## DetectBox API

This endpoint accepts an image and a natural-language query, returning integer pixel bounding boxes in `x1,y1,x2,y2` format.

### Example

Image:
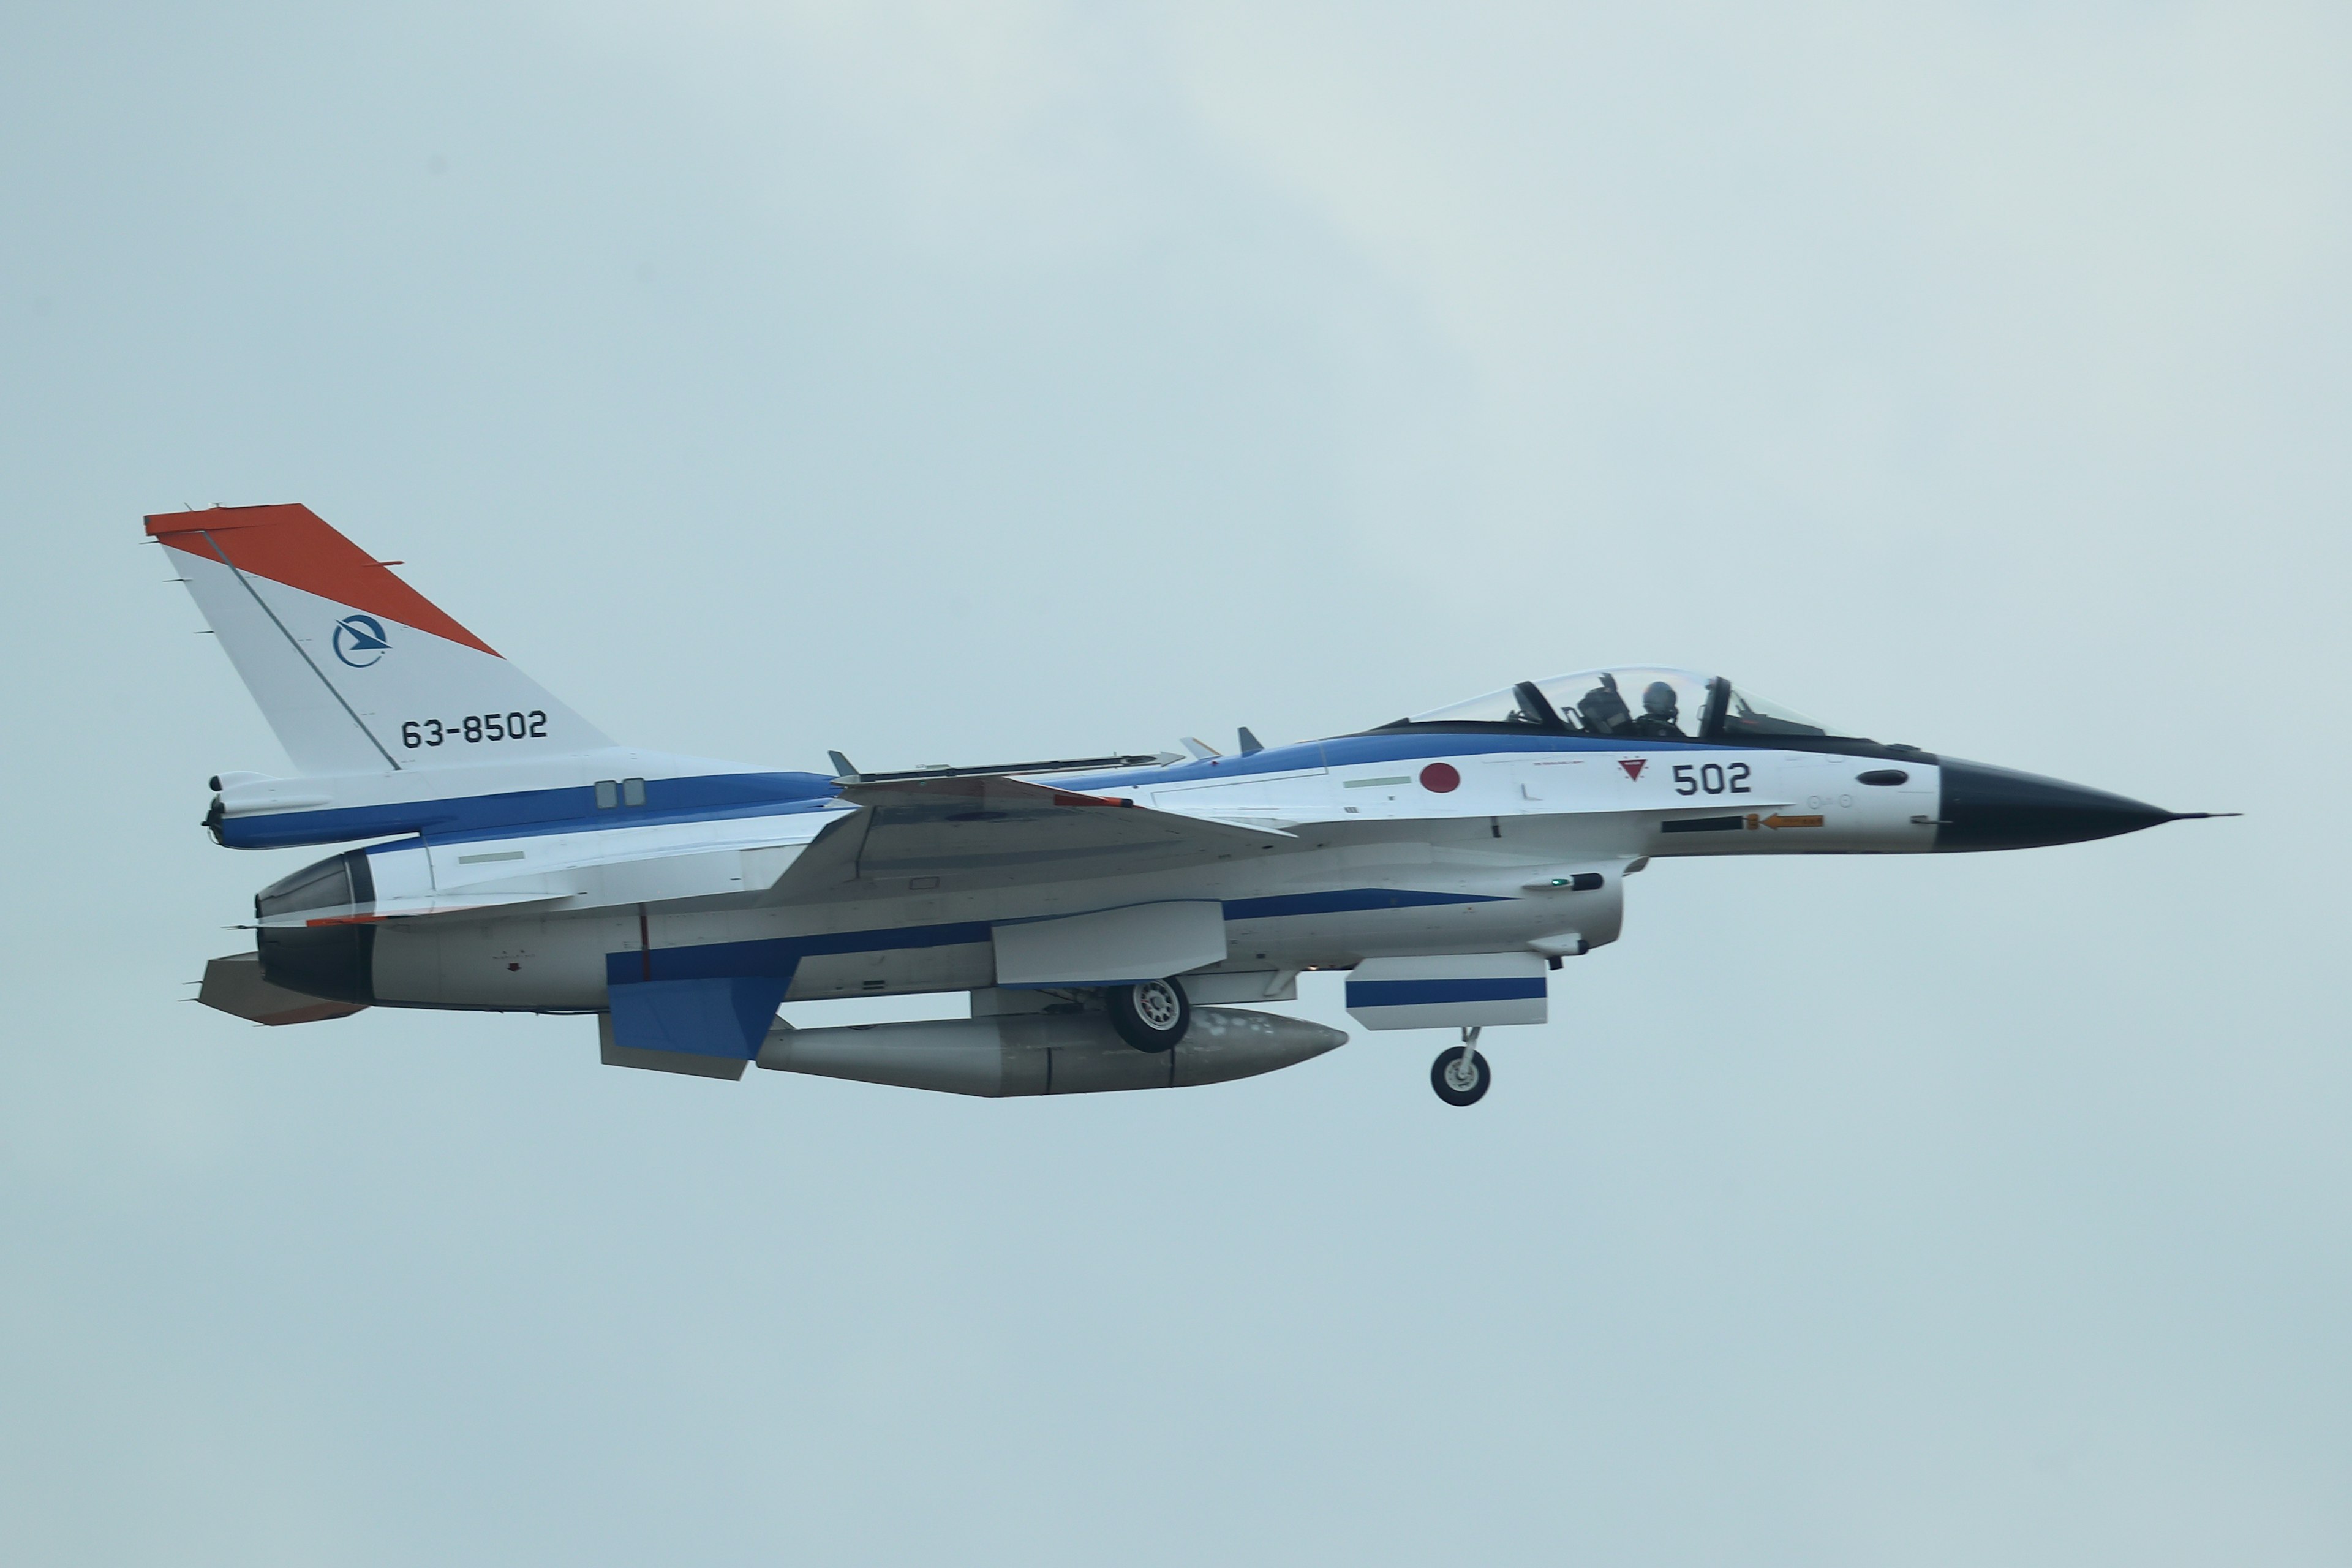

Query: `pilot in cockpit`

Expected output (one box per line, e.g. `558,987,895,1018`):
1575,672,1634,736
1632,679,1687,739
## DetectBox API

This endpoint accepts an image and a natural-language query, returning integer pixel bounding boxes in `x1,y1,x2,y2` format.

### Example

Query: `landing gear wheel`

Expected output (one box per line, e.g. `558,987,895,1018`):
1431,1047,1491,1106
1106,979,1191,1053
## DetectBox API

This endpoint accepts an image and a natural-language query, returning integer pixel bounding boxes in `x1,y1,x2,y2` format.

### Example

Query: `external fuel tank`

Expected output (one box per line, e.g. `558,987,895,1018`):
755,1006,1348,1097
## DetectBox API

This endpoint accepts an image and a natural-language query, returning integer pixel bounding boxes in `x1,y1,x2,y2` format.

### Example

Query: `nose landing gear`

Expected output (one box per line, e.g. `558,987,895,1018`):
1431,1027,1491,1106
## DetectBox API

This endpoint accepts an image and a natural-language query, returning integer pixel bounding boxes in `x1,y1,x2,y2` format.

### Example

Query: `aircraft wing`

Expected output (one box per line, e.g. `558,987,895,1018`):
763,775,1293,900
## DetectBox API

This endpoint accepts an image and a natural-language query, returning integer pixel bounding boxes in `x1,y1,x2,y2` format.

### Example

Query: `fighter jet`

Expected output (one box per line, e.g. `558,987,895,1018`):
156,503,2229,1105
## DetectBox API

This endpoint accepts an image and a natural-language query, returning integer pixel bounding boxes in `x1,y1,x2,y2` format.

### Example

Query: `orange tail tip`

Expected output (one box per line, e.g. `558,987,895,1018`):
151,502,609,777
146,503,497,658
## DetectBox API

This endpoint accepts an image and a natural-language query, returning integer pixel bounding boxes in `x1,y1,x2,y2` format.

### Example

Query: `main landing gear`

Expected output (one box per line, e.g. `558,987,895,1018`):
1106,978,1193,1052
1431,1027,1491,1107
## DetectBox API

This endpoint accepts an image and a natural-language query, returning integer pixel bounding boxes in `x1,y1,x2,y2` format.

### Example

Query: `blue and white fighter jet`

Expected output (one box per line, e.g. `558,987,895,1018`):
159,503,2228,1105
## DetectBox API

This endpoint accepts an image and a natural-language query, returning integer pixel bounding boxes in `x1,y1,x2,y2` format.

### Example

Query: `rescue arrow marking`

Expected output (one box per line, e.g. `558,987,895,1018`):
1747,812,1826,830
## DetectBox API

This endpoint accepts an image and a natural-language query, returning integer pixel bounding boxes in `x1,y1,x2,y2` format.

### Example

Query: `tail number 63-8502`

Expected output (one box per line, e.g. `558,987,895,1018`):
1673,762,1751,796
399,710,549,748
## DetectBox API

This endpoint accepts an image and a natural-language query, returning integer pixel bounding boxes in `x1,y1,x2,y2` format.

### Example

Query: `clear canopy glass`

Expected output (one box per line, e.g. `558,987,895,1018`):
1717,684,1833,739
1404,684,1558,728
1403,667,1860,742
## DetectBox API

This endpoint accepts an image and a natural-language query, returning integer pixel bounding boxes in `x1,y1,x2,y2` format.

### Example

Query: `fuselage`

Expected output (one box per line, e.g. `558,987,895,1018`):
246,718,2163,1016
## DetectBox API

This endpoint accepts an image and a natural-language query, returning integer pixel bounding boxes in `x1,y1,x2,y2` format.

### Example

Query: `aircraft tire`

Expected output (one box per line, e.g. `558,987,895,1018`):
1106,979,1191,1053
1431,1047,1491,1106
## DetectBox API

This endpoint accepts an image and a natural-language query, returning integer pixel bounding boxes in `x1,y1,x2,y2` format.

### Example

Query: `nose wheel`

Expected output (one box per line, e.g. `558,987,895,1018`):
1431,1027,1491,1106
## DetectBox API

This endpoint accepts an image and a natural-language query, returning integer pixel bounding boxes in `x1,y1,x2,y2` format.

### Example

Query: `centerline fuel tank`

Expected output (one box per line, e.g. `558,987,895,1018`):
754,1006,1347,1097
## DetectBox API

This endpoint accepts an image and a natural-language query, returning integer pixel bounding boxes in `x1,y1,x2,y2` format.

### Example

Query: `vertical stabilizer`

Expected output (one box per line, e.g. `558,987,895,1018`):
149,504,610,775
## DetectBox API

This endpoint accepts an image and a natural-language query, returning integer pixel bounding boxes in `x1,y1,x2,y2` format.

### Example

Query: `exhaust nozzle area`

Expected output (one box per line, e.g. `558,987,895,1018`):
756,1006,1348,1097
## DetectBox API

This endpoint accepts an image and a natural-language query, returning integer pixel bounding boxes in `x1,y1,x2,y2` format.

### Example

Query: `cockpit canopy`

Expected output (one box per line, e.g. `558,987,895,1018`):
1401,666,1858,744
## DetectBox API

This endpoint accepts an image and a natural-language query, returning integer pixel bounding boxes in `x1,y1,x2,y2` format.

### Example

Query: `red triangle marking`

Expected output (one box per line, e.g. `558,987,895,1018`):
1619,758,1647,780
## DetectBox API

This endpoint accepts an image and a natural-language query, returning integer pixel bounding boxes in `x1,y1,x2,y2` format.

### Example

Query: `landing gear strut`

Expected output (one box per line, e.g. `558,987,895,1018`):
1431,1027,1490,1106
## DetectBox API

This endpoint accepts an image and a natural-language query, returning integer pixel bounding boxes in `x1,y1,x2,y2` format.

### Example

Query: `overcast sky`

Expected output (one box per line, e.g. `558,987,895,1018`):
4,4,2349,1564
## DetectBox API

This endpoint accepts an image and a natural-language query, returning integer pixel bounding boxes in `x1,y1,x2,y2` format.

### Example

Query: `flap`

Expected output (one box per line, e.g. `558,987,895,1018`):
993,900,1227,987
766,774,1291,900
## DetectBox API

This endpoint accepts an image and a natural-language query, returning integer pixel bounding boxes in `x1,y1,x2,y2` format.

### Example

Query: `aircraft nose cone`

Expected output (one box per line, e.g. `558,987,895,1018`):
1936,758,2175,851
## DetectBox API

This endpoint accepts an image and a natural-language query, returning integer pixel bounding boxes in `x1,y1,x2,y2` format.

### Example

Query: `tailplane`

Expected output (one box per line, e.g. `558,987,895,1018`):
149,504,610,775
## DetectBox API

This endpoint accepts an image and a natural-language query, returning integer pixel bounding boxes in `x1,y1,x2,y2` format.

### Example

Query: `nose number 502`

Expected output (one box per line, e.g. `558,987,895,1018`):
1673,762,1751,796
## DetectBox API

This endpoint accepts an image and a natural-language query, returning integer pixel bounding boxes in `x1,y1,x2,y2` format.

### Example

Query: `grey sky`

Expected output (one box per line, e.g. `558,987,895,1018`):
4,4,2348,1563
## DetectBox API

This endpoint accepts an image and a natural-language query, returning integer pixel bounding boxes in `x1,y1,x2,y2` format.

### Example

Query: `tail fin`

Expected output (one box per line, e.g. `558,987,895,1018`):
149,504,611,775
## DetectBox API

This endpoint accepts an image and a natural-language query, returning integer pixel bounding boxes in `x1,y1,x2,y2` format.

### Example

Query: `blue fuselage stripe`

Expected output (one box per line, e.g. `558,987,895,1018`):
1222,888,1509,920
223,729,1737,850
217,771,841,850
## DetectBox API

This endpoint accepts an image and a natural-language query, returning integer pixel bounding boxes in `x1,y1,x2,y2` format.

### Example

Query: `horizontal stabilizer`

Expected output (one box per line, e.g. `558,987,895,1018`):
198,951,369,1025
254,889,580,928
